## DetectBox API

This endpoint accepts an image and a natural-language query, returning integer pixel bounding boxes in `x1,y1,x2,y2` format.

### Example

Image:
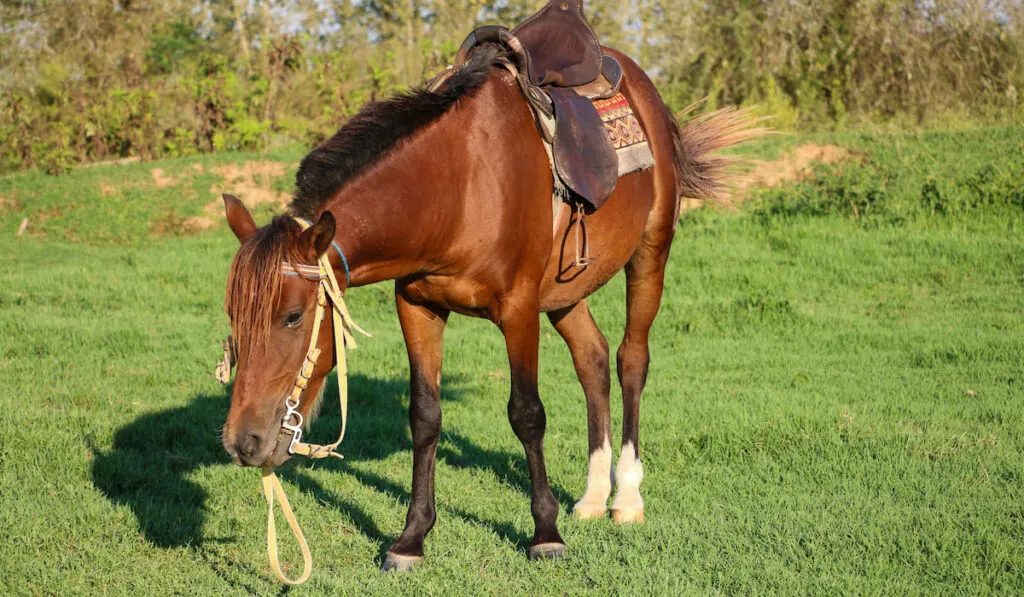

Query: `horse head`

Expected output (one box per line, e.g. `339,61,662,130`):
220,194,338,467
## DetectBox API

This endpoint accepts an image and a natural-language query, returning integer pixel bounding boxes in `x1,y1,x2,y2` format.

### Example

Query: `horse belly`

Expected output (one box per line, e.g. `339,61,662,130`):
538,172,654,311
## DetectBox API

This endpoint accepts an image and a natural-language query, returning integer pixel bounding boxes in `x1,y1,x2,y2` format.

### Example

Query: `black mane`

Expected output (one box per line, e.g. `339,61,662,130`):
290,45,506,219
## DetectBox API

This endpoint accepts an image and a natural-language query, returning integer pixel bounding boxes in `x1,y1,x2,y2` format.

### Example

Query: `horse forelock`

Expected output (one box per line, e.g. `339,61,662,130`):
225,216,295,363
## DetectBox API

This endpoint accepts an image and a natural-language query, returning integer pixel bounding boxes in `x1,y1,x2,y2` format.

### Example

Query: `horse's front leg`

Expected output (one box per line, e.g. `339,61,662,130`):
501,299,566,560
548,300,613,520
382,292,449,572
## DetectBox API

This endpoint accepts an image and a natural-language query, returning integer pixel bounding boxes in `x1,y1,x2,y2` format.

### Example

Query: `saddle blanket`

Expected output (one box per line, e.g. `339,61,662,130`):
593,93,655,177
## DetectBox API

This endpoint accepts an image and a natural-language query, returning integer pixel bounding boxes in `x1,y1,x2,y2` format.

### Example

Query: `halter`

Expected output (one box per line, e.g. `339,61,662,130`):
217,217,369,586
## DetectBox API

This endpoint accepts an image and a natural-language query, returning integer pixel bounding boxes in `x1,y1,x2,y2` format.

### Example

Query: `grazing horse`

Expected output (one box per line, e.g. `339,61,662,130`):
220,45,756,569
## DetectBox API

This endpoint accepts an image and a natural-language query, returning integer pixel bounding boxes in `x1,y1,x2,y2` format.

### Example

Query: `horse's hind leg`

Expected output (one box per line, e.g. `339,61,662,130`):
382,292,449,572
548,300,613,520
612,240,671,524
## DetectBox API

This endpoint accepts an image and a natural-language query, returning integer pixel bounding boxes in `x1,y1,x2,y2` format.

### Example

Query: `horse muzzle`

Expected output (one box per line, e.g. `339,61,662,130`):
224,424,292,468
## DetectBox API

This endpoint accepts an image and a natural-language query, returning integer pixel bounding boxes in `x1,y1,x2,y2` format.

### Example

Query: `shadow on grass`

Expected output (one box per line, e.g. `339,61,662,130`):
91,371,575,557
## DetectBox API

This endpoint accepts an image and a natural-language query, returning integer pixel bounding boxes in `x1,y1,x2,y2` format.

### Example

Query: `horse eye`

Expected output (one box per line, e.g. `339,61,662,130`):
284,311,303,328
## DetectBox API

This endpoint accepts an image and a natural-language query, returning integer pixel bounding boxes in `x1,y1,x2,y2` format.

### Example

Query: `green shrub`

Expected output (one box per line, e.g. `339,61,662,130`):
1,0,1021,173
753,163,894,223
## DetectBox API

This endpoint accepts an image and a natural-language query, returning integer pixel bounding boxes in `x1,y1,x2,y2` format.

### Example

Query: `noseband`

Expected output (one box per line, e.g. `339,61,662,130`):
217,216,369,585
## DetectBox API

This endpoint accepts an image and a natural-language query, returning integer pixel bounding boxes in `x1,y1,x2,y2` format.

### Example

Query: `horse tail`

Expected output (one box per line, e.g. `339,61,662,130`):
665,101,768,206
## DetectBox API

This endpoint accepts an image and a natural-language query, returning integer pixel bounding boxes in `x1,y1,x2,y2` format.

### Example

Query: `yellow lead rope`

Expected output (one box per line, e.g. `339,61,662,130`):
262,466,313,585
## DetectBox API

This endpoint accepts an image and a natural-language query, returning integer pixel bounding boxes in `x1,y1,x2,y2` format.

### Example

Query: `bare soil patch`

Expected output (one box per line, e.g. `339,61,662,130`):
189,161,292,231
0,192,28,215
207,161,289,209
182,216,219,232
151,168,176,188
740,143,862,192
680,144,862,212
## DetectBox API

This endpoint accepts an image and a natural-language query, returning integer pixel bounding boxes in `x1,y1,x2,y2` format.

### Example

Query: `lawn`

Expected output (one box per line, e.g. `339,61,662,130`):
1,125,1022,595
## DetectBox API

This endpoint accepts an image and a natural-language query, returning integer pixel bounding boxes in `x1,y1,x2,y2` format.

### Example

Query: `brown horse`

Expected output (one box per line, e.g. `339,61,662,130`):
220,45,757,570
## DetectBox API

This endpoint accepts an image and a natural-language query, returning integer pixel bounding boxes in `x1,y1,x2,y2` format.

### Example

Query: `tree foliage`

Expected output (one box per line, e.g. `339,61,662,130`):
1,0,1021,173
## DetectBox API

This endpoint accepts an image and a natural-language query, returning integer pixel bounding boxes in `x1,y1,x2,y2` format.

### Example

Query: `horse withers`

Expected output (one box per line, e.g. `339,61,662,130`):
219,44,760,570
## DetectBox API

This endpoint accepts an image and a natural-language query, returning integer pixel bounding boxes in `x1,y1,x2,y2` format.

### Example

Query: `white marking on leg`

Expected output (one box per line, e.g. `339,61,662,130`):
611,442,644,523
573,438,613,520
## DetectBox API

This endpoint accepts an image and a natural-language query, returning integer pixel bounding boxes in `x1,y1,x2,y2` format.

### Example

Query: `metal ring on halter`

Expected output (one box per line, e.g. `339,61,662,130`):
282,399,305,453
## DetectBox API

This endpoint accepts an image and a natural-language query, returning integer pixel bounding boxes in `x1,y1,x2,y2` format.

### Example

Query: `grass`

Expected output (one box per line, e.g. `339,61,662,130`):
1,125,1022,595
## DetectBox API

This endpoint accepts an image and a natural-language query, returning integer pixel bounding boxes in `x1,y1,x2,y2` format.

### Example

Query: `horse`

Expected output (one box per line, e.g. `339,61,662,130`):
219,44,758,570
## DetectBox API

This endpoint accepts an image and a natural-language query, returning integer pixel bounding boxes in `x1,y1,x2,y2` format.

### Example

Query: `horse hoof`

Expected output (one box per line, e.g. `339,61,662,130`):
572,504,607,521
611,508,645,525
528,542,567,561
381,553,422,573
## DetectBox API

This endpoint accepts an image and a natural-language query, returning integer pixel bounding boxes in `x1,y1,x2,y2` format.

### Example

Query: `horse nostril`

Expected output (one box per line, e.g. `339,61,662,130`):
240,433,262,460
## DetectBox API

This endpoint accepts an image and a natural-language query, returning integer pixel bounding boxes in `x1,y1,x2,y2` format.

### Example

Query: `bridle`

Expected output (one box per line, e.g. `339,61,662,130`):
274,227,367,460
217,216,369,585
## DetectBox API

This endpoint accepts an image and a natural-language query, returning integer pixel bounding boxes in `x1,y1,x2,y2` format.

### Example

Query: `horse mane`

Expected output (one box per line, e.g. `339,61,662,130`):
224,216,297,361
290,44,507,219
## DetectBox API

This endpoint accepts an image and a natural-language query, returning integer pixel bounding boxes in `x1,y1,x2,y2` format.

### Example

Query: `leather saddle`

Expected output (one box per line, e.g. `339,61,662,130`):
449,0,624,210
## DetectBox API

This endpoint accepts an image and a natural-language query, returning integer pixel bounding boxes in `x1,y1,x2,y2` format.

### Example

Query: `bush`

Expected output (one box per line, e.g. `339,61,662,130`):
753,163,895,223
1,0,1021,174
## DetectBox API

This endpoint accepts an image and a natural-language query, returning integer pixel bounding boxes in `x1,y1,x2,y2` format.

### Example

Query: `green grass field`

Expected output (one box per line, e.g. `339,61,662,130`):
1,126,1022,595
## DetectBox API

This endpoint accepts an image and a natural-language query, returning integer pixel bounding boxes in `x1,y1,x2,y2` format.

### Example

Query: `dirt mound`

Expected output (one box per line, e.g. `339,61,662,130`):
741,143,859,192
207,161,290,209
678,143,861,212
182,216,219,232
188,161,293,231
151,168,176,188
0,194,21,218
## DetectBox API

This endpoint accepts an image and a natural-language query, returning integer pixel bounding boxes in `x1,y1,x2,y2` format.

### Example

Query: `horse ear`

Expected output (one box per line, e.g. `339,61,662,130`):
298,212,336,261
224,194,257,243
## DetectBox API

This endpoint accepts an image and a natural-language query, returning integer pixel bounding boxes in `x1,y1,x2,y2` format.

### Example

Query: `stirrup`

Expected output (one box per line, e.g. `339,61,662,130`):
573,201,594,267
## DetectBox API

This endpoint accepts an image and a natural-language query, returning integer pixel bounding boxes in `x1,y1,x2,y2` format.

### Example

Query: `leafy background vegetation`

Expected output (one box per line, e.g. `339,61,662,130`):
1,0,1022,174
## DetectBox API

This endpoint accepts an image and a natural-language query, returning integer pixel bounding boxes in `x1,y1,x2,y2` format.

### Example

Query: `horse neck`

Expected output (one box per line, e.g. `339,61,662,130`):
320,106,474,288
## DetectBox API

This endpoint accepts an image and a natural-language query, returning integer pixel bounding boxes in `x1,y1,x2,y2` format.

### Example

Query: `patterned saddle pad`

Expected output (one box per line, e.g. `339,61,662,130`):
593,93,655,179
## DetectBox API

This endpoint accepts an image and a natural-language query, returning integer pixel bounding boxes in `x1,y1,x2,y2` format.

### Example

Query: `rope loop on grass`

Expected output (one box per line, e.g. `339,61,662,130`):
262,466,313,586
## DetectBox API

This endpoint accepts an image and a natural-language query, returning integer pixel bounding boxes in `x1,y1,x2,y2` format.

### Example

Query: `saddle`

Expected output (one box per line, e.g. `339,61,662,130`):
447,0,625,211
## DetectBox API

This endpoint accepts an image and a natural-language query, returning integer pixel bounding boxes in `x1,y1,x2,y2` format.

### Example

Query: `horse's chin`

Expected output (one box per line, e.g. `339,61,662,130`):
267,434,294,468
